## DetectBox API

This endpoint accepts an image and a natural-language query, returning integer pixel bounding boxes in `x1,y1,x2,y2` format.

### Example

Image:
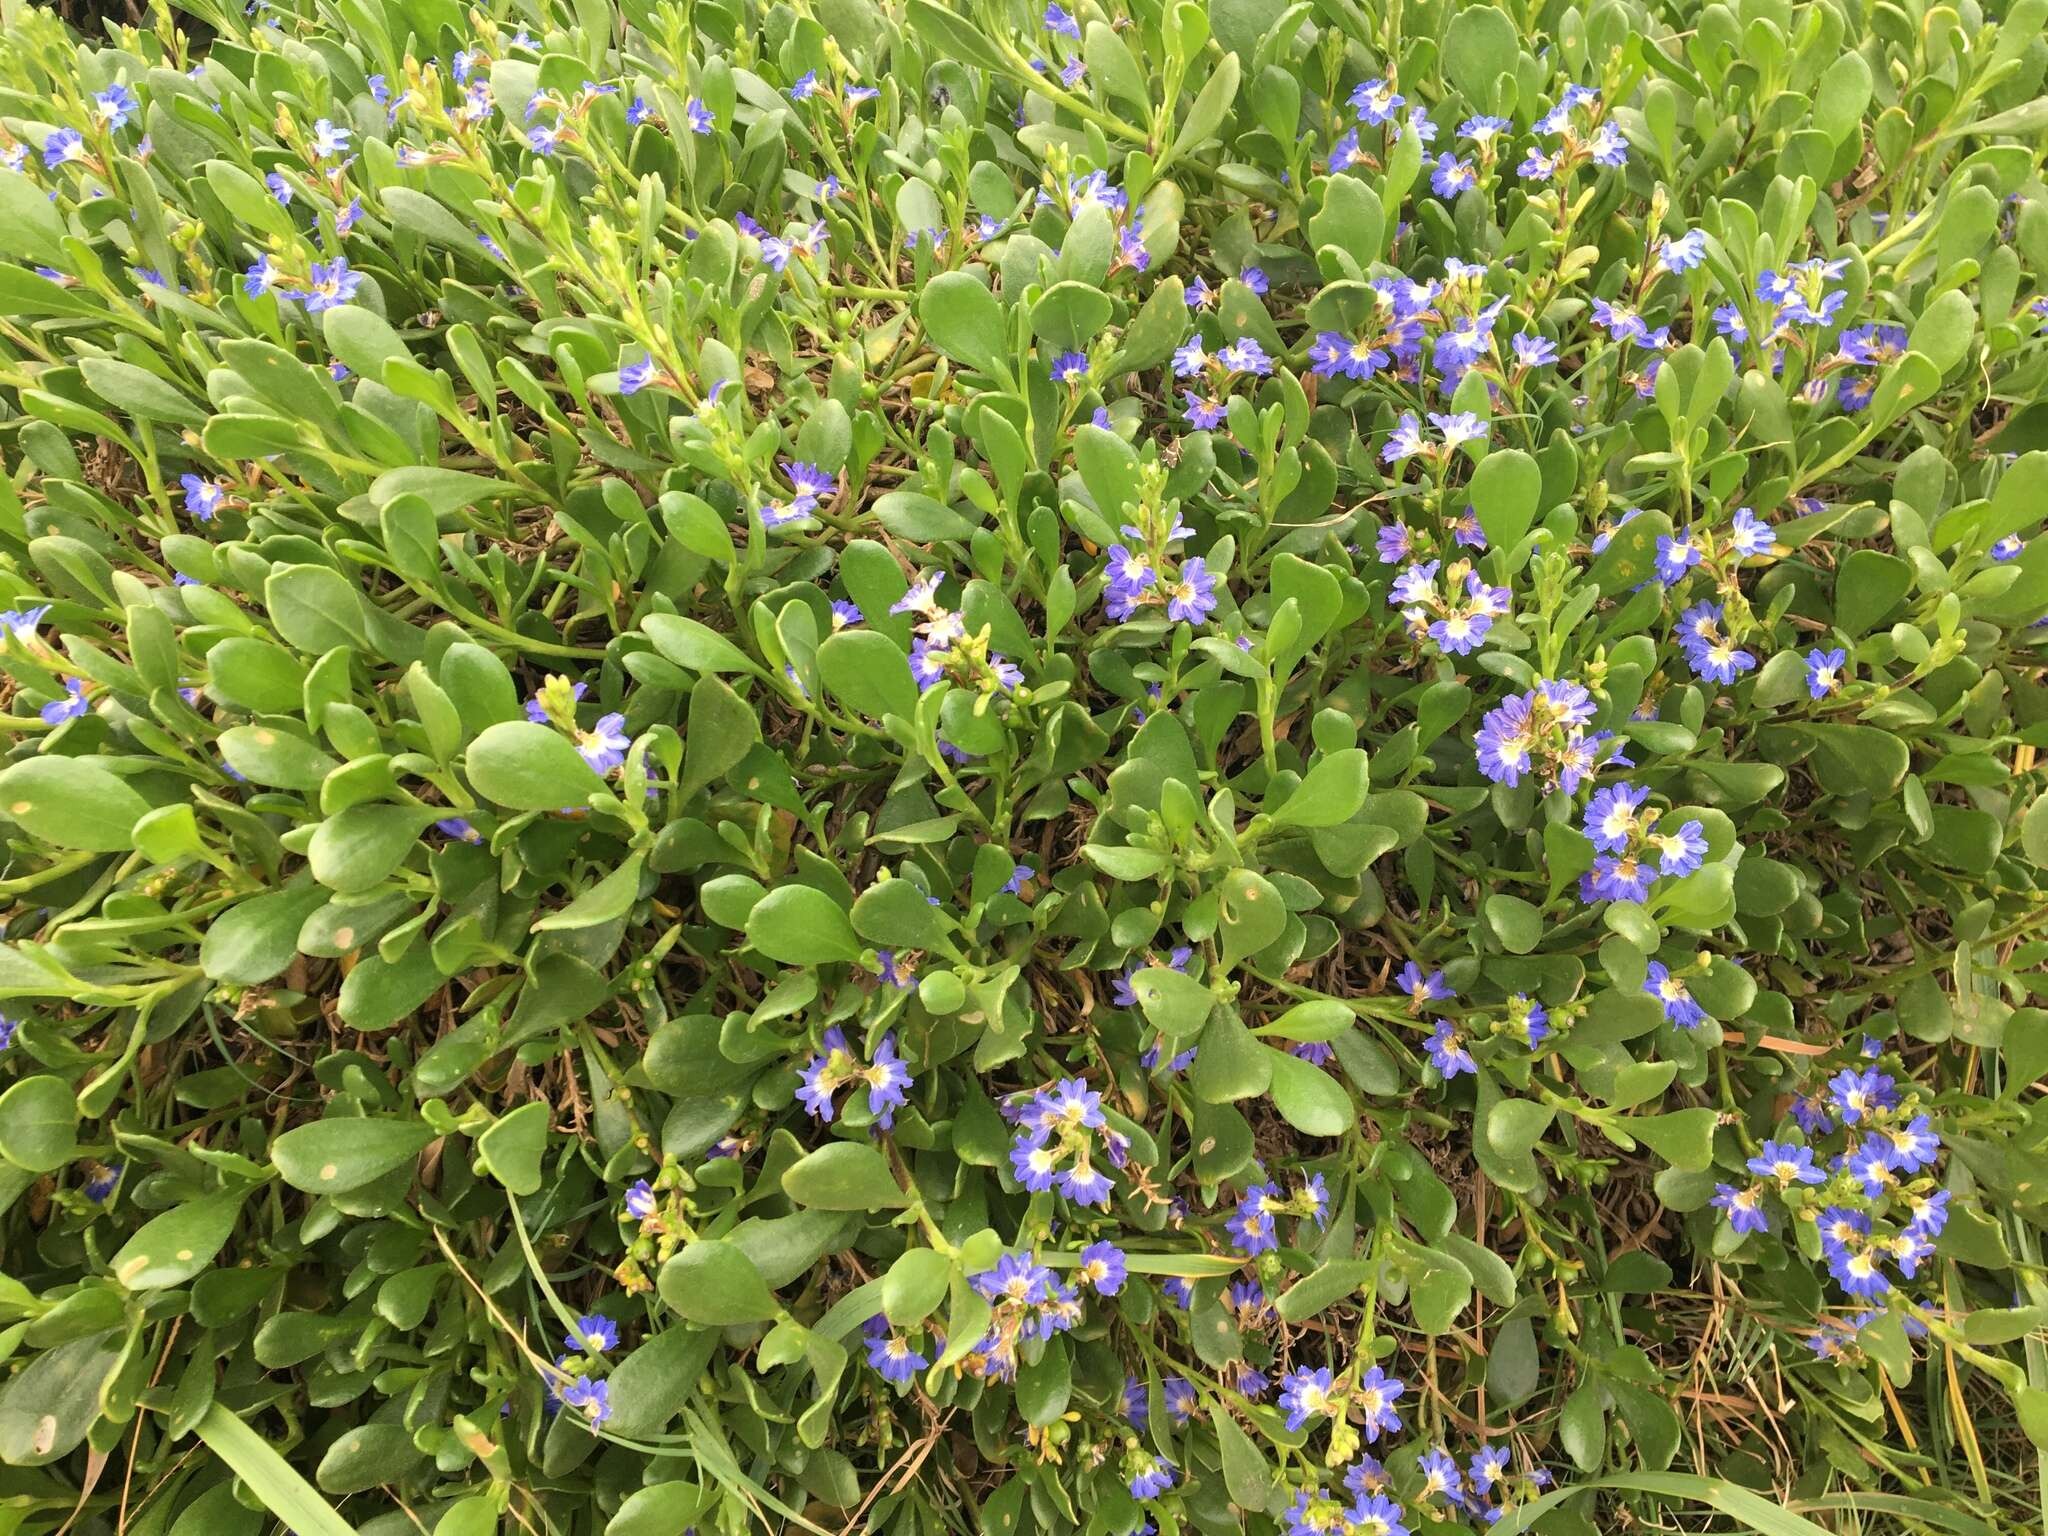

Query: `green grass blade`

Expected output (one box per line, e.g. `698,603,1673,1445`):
192,1402,358,1536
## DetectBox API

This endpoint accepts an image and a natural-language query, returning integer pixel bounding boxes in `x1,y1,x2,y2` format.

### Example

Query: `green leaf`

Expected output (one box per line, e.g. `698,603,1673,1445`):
264,564,368,652
1834,547,1913,633
200,882,330,985
0,170,68,266
534,852,646,933
818,630,918,719
217,724,340,791
308,804,436,894
746,885,860,964
1216,1409,1272,1507
79,357,210,428
919,271,1009,380
1014,1335,1071,1428
1129,964,1216,1038
658,1239,782,1324
1254,997,1354,1041
1031,280,1114,354
1486,1097,1556,1156
270,1117,435,1193
1191,1007,1272,1102
0,1075,80,1172
882,1248,953,1325
1172,52,1241,159
902,0,1009,71
1468,448,1541,550
852,878,944,948
477,1101,549,1194
1266,1046,1351,1134
316,1422,428,1493
643,614,761,676
782,1142,912,1209
1217,868,1286,971
0,1330,125,1466
1275,1259,1374,1322
0,756,149,852
1485,893,1543,954
111,1189,248,1290
1908,288,1975,376
1408,1251,1473,1333
1624,1108,1717,1170
1309,175,1384,261
466,721,608,810
1443,5,1518,111
1268,748,1369,827
678,674,759,800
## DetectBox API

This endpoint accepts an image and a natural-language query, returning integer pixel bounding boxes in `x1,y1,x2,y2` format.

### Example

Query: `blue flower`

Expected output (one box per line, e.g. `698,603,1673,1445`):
566,1314,619,1354
574,712,630,774
44,128,86,168
1278,1366,1336,1432
1583,782,1649,853
623,1179,656,1221
180,473,226,521
301,257,364,312
863,1317,928,1383
1846,1135,1895,1198
1165,557,1217,624
1349,78,1404,125
1648,818,1708,877
619,356,657,395
1828,1244,1890,1299
1655,229,1706,273
1728,506,1777,558
1050,350,1088,382
1748,1140,1824,1185
1425,1019,1475,1078
1430,152,1476,197
310,117,351,157
560,1375,610,1425
1128,1455,1175,1500
1077,1240,1126,1294
1238,264,1268,294
1469,1444,1512,1494
436,817,481,843
1883,1113,1940,1173
1824,1071,1889,1128
93,84,140,129
790,70,822,101
1643,962,1706,1028
1043,4,1081,39
40,677,88,726
1711,1182,1769,1233
1309,330,1387,380
0,1015,17,1051
1576,850,1647,903
1353,1364,1404,1441
1396,961,1453,1010
1418,1447,1464,1501
1218,337,1272,375
82,1163,122,1203
1512,331,1558,367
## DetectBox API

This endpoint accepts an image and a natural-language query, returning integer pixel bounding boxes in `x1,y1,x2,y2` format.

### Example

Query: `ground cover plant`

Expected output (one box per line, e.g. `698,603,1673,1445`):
1,0,2048,1532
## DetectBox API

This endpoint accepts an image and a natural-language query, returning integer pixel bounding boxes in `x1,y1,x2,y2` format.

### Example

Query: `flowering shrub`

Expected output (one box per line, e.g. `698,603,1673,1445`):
3,1,2048,1534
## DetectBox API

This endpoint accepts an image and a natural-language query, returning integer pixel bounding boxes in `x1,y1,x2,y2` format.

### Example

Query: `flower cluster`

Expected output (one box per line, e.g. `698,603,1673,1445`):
1005,1078,1129,1207
796,1027,914,1130
1577,783,1708,906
